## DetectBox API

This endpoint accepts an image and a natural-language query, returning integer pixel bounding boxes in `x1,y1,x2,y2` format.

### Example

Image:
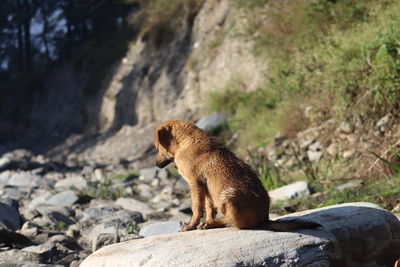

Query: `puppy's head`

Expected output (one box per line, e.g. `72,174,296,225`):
154,120,203,168
154,122,175,168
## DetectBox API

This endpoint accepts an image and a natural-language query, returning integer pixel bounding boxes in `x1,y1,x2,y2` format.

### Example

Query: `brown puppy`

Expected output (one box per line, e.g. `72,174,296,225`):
154,120,320,231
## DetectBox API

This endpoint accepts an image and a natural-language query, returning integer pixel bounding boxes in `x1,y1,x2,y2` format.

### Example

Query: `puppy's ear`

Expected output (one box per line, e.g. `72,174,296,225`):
154,126,172,149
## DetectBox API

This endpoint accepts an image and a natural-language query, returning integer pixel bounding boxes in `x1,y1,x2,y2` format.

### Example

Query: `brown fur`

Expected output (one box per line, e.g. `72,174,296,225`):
154,120,321,231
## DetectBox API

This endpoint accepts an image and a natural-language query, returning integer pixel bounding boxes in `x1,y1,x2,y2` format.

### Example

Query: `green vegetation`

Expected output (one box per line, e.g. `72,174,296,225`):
207,0,400,211
84,177,126,200
107,170,139,181
208,0,400,148
125,221,140,234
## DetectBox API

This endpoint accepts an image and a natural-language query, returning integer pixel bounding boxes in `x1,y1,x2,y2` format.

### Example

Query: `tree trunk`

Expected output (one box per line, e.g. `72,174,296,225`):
22,0,32,71
16,0,24,70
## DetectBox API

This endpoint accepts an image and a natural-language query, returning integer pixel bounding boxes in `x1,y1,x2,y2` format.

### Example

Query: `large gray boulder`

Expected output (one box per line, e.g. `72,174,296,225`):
80,202,400,266
0,198,21,231
196,112,226,132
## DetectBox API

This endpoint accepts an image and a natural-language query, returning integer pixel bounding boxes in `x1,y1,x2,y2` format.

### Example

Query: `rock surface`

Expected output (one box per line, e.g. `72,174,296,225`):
81,202,400,267
138,221,184,238
268,181,310,202
0,198,21,231
196,112,226,132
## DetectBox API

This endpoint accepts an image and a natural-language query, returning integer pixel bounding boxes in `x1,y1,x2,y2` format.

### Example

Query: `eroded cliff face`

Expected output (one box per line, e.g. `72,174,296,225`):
3,0,266,167
98,0,265,131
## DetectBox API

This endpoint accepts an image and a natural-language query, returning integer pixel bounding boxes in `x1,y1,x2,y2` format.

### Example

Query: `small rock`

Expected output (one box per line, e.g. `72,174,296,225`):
338,121,353,134
47,190,78,207
150,195,162,205
47,211,76,226
0,249,41,263
82,166,94,176
30,216,53,228
297,126,320,143
93,168,104,181
374,130,384,137
174,177,190,193
70,260,83,267
89,199,117,208
139,221,185,237
195,112,226,132
139,168,157,183
20,227,39,238
157,168,168,181
307,150,322,161
66,224,80,238
150,178,160,187
337,181,361,191
155,201,173,212
169,212,191,223
92,233,115,252
20,222,39,238
161,186,173,198
308,141,321,151
81,207,144,225
304,105,313,118
28,191,52,209
326,143,339,156
376,114,391,129
300,139,315,149
0,156,11,169
343,150,355,159
273,132,287,146
20,208,40,221
392,203,400,213
54,176,87,190
2,187,23,200
115,198,155,219
35,205,71,217
7,172,41,188
268,181,310,202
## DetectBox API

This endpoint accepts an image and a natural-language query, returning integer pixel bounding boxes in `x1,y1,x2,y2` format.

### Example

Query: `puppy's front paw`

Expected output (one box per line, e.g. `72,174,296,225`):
197,220,227,230
197,221,208,230
179,224,197,232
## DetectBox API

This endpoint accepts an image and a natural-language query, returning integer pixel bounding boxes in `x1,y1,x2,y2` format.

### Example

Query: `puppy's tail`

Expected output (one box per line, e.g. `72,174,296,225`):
263,218,322,232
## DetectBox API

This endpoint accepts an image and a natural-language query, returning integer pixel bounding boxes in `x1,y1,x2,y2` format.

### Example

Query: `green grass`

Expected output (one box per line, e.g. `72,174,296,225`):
207,0,400,149
107,170,139,181
84,176,126,200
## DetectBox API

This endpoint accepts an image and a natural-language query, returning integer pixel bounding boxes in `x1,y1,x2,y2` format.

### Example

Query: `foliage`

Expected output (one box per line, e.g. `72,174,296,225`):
84,178,126,200
125,221,139,234
371,150,400,176
247,151,283,190
261,0,400,118
206,77,281,148
208,0,400,149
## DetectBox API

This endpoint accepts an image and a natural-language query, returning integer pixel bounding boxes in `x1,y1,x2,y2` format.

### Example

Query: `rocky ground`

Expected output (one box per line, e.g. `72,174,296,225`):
0,148,194,266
